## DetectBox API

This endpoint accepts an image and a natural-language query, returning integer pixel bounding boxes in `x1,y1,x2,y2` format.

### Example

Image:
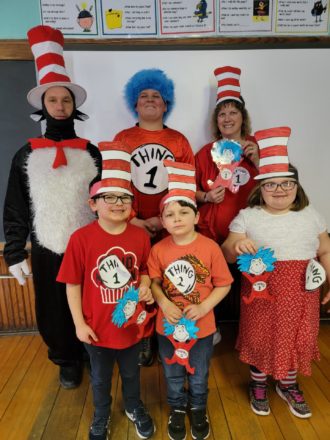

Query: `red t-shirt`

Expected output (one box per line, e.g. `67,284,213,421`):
195,136,258,243
147,233,233,338
114,125,195,220
57,221,150,349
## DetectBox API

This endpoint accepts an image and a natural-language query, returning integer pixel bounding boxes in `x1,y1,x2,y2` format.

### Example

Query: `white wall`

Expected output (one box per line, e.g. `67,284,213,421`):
65,49,330,227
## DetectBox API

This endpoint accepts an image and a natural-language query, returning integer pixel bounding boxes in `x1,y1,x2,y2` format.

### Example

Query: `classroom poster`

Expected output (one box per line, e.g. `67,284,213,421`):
100,0,157,36
40,0,99,36
219,0,273,33
275,0,329,33
159,0,216,35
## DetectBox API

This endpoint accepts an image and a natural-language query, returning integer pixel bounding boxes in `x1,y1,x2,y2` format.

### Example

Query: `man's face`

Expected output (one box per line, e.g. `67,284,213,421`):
44,86,74,120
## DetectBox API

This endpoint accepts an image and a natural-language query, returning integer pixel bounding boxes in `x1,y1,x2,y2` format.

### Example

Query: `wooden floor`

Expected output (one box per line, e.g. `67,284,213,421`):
0,323,329,440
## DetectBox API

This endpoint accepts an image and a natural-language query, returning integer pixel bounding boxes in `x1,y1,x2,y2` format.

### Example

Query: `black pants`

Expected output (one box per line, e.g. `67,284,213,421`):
31,246,84,365
214,262,241,322
85,342,142,418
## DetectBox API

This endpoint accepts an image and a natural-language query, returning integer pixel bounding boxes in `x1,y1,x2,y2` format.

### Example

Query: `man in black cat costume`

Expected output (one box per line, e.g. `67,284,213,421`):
3,25,101,388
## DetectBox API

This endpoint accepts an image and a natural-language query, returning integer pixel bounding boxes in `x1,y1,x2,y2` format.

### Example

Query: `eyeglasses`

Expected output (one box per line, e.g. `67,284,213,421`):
261,181,297,192
95,195,133,204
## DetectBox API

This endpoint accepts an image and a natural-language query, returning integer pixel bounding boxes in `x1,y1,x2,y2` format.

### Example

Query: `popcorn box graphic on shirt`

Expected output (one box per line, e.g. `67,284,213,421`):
91,246,140,304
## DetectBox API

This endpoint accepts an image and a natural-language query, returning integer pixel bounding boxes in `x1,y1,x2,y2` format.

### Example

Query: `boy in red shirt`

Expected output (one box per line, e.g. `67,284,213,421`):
148,161,233,440
57,142,155,440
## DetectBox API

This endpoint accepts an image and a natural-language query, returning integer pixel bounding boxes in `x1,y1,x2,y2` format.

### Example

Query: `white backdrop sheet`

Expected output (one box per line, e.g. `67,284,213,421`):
62,49,330,227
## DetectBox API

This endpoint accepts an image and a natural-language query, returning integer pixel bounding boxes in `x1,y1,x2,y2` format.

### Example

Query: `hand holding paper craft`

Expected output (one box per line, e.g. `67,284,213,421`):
112,286,157,338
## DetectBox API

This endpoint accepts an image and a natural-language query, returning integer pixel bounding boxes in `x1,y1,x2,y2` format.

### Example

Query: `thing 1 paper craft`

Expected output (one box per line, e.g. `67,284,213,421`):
237,247,277,304
112,286,156,337
163,317,199,374
208,139,250,193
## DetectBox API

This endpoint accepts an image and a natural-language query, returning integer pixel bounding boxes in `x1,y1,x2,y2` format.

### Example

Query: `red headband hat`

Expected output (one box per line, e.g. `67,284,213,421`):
90,141,133,197
214,66,242,105
254,127,294,180
159,160,197,212
27,25,87,109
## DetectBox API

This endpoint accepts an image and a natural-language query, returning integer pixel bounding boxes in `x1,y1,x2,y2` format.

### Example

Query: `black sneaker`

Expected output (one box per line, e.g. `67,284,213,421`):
168,407,186,440
89,415,110,440
59,363,83,389
125,403,155,439
190,408,210,440
138,337,154,367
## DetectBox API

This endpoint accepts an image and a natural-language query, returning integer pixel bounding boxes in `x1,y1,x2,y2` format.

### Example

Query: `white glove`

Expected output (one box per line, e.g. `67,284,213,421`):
9,260,31,286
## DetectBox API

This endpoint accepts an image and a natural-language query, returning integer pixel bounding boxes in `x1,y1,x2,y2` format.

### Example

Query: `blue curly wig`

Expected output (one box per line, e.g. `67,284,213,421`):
163,317,199,339
237,247,276,273
124,68,175,120
112,286,139,328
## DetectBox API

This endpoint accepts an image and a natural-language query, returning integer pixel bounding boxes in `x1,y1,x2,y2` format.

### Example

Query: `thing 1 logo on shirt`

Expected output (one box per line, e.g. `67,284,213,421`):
130,143,174,194
91,247,139,303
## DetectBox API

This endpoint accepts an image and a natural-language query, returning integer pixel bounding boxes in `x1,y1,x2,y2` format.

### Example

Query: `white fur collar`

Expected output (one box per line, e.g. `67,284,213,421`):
27,148,98,254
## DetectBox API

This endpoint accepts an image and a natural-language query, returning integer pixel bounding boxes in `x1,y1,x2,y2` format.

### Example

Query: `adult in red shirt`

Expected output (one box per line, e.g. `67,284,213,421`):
115,69,195,365
195,66,259,324
114,69,195,243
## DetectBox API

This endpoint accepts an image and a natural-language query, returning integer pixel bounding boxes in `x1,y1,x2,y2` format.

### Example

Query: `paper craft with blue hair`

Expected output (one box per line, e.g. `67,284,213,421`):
208,139,249,193
112,286,157,339
163,317,200,374
112,286,139,328
237,247,277,304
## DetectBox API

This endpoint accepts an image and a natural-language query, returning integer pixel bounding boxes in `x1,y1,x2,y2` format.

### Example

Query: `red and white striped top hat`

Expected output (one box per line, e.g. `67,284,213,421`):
160,160,197,212
254,127,294,180
90,141,133,197
27,25,87,109
214,66,242,105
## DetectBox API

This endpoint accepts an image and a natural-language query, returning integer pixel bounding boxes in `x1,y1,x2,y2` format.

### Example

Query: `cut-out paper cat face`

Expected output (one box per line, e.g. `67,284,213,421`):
123,299,137,320
173,324,190,342
249,258,267,275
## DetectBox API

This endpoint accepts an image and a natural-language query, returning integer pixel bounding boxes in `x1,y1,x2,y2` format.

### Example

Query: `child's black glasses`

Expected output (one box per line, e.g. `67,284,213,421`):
261,181,297,192
95,195,133,204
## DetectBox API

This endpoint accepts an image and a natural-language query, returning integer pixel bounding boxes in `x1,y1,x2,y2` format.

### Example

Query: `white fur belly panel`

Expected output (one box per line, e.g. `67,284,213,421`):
27,148,98,254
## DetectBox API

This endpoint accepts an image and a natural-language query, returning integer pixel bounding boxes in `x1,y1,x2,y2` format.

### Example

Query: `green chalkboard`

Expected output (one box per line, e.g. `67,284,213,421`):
1,61,41,241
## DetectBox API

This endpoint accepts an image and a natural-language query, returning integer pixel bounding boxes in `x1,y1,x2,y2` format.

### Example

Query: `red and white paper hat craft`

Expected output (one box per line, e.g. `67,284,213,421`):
160,160,197,212
254,127,294,180
90,141,133,197
214,66,242,105
27,25,87,109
